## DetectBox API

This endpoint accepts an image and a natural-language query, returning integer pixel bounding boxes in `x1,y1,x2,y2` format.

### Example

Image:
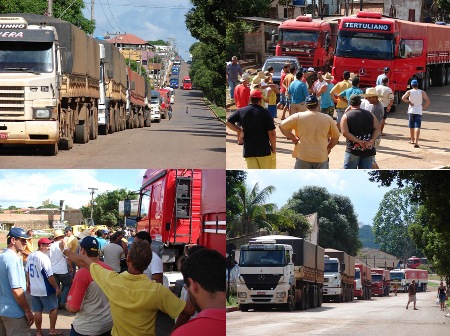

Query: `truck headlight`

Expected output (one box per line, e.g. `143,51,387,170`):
33,108,52,119
238,292,247,298
276,292,286,298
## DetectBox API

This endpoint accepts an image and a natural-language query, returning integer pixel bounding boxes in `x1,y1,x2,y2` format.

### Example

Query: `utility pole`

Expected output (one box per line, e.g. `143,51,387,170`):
48,0,53,17
88,187,98,224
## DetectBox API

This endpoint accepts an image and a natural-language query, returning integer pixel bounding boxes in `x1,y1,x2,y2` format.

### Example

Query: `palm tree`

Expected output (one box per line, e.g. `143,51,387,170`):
229,182,276,237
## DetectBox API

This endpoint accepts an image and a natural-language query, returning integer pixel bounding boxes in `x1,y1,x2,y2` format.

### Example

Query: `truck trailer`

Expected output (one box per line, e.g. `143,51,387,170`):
125,67,148,129
355,261,372,300
333,11,450,105
237,235,324,312
0,14,101,155
323,248,355,302
371,268,390,297
275,16,338,72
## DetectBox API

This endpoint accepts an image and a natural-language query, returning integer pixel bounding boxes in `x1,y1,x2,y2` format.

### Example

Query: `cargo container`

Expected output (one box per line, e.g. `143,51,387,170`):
323,248,355,302
355,261,372,300
126,67,148,129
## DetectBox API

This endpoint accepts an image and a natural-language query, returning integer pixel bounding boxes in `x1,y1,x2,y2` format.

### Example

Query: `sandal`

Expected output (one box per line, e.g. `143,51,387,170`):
49,331,63,336
414,144,420,148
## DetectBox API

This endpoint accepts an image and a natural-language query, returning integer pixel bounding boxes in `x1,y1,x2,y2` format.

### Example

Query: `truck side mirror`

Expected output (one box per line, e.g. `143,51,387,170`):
271,30,278,45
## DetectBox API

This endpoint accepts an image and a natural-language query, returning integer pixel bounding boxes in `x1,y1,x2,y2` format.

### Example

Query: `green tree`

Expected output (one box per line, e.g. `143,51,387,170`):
147,40,168,46
284,186,361,255
226,170,247,226
372,187,421,258
0,0,94,34
358,225,380,249
126,59,148,80
274,207,311,238
7,205,18,210
228,182,276,237
37,204,59,209
80,189,137,228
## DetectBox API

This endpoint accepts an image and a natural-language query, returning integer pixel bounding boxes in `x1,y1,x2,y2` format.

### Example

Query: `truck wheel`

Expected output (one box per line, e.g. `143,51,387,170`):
75,124,88,144
89,112,96,140
99,125,108,135
42,142,58,156
59,137,73,150
109,110,116,134
445,66,450,86
318,290,323,307
435,65,445,86
240,304,249,312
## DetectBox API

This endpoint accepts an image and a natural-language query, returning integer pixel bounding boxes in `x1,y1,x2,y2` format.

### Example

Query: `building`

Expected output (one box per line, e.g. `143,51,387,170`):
357,247,401,270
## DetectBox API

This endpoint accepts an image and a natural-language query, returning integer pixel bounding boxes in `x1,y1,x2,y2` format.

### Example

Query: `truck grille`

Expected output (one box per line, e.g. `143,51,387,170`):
240,274,282,290
0,86,25,116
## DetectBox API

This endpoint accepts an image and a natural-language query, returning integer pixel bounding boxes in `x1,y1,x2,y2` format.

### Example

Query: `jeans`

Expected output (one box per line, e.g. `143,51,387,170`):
343,152,374,169
295,159,329,169
228,80,238,100
54,272,72,306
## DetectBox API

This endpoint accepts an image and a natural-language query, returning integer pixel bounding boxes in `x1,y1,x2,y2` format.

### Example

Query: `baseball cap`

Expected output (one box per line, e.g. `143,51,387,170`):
411,79,419,86
64,226,73,232
77,229,93,240
80,236,99,252
384,66,390,72
38,237,54,245
307,67,315,72
250,90,263,99
7,228,31,239
305,95,319,106
349,94,362,105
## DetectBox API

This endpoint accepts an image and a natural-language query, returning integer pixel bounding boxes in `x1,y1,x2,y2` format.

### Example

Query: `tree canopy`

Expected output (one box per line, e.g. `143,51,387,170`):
284,186,361,256
0,0,95,34
226,170,247,225
80,189,137,228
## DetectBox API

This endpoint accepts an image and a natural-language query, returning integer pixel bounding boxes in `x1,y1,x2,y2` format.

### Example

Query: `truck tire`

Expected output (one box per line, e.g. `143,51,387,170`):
42,142,58,156
59,137,73,150
99,125,108,135
435,65,445,86
424,69,430,91
109,110,116,134
75,124,88,144
318,290,323,307
445,66,450,85
240,304,249,312
89,111,97,140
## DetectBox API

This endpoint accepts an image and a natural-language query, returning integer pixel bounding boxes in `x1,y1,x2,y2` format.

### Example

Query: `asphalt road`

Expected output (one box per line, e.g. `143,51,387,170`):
227,288,450,335
0,63,225,168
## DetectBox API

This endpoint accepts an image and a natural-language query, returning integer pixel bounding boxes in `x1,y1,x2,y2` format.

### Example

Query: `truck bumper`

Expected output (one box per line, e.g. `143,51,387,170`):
237,284,289,305
0,120,58,144
323,287,342,296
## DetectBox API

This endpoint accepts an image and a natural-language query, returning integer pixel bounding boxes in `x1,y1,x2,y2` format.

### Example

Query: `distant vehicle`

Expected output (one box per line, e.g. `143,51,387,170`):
407,256,422,269
186,60,192,64
169,76,179,89
173,60,181,66
33,230,51,236
150,90,161,123
262,56,302,85
182,76,192,90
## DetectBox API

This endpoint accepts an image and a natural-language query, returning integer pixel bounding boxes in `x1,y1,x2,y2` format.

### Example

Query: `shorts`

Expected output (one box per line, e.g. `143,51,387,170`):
408,114,422,128
408,294,416,303
31,293,58,312
245,153,276,169
335,108,345,125
0,316,30,336
383,107,388,119
439,294,446,303
321,106,335,118
343,152,375,169
279,92,287,105
267,105,277,118
295,158,329,169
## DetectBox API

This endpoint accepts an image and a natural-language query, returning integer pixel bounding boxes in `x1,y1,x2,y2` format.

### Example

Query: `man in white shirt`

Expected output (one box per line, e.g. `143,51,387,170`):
134,231,163,284
375,76,394,135
48,230,72,309
26,238,61,336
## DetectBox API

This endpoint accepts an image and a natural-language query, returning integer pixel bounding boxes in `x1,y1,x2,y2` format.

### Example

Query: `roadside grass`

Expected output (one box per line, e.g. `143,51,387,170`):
227,294,238,307
205,99,226,121
428,281,438,287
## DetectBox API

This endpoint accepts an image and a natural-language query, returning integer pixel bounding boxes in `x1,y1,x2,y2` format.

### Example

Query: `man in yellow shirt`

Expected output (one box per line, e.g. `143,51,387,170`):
21,229,34,265
64,227,78,253
61,239,195,336
330,71,352,132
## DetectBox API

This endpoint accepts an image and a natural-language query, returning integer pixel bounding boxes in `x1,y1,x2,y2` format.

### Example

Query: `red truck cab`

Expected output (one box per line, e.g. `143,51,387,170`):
157,88,170,119
182,76,192,90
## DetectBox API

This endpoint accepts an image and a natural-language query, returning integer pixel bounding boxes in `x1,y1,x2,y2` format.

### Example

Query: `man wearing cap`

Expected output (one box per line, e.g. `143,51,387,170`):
61,239,195,336
21,230,35,266
279,95,340,169
233,72,251,109
48,229,73,309
26,238,62,336
66,236,114,336
226,56,243,101
375,76,394,135
288,70,309,114
0,228,34,335
401,79,430,148
376,67,390,86
227,90,277,169
64,227,78,253
330,71,353,132
341,95,381,169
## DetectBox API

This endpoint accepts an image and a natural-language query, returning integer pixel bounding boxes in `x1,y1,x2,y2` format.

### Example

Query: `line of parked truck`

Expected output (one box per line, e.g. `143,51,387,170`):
269,10,450,108
236,235,428,312
0,14,172,155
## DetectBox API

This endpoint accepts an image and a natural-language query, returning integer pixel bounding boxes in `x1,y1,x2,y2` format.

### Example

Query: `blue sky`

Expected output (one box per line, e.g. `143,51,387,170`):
0,170,145,209
82,0,196,60
244,170,394,226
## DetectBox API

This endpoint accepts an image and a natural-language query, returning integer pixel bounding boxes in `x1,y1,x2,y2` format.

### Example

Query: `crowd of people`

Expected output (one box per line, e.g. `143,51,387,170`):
0,227,225,336
227,57,431,169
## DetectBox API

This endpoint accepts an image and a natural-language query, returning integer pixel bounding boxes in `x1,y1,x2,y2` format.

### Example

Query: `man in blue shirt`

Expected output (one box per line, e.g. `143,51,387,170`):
0,228,34,335
376,67,390,86
339,76,363,106
288,71,309,114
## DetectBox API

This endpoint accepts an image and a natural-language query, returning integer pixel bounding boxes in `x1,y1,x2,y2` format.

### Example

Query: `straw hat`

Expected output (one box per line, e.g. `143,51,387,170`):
360,87,383,98
239,72,250,82
324,72,334,81
52,229,64,238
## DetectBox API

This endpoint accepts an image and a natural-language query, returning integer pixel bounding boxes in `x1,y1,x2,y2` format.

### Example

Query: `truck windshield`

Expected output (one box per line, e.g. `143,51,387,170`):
280,30,320,46
355,269,360,280
324,261,339,272
390,272,405,280
335,31,394,60
151,97,159,104
240,250,285,266
372,274,383,281
138,190,150,218
0,42,53,73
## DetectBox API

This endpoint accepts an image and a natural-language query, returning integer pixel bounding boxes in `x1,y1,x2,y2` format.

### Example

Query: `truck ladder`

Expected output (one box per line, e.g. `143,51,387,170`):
173,169,194,243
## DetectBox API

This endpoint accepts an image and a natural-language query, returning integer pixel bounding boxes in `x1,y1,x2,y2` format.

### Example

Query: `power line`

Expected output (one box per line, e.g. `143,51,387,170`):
105,0,123,33
98,0,118,32
83,2,190,9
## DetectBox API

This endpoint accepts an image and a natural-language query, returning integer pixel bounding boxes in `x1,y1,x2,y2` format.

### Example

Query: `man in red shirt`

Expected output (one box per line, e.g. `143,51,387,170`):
233,72,250,109
171,248,225,336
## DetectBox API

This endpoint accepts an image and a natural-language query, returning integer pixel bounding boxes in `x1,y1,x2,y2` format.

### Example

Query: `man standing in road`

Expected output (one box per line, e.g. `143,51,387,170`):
277,63,291,111
26,237,62,336
226,56,243,102
401,79,430,148
330,70,352,132
406,279,418,310
171,248,226,336
0,228,34,336
279,95,340,169
375,76,394,135
339,76,363,107
288,70,309,114
233,72,251,109
281,67,297,119
66,236,114,336
341,95,380,169
226,90,276,169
